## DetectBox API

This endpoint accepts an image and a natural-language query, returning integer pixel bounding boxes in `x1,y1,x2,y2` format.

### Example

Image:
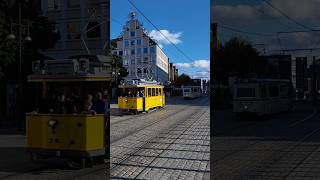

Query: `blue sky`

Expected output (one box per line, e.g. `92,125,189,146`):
111,0,210,79
212,0,320,58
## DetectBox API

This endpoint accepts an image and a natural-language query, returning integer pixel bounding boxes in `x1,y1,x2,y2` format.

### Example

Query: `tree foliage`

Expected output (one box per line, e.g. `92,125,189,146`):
111,54,129,82
213,37,267,85
175,73,193,85
0,0,60,79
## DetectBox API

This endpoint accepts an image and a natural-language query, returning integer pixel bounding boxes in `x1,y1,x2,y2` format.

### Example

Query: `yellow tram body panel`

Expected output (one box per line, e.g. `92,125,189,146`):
118,97,143,111
118,84,165,112
145,96,165,111
26,114,105,151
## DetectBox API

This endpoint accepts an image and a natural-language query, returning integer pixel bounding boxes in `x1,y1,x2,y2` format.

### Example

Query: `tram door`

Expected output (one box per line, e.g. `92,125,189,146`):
143,87,146,111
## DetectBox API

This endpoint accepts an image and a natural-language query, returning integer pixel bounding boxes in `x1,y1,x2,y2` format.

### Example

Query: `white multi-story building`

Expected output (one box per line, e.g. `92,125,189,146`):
112,12,169,84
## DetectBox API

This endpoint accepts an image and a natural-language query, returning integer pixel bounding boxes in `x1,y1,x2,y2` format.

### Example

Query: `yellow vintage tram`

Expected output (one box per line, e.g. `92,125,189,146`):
26,56,111,168
118,79,165,113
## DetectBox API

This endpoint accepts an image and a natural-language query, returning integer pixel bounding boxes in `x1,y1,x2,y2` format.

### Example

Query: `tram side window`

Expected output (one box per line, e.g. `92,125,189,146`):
148,88,152,97
269,85,279,97
152,88,155,96
260,85,267,98
236,87,255,98
280,85,288,97
156,88,159,96
159,88,162,95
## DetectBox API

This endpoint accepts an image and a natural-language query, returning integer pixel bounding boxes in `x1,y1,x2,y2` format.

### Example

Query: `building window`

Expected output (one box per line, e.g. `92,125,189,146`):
131,40,135,46
124,40,129,48
143,48,148,54
137,39,142,45
143,57,148,63
150,47,156,54
151,56,156,63
124,50,129,56
123,59,128,65
131,49,135,55
119,51,123,56
136,58,141,64
47,0,60,10
112,51,117,55
66,22,80,39
131,59,135,64
67,0,80,8
137,68,141,74
137,48,141,55
130,31,135,37
87,21,100,38
144,68,148,73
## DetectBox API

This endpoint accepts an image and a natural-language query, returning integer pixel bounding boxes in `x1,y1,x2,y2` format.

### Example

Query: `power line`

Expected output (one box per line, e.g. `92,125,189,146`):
127,0,194,63
219,24,275,37
244,0,293,30
261,0,314,31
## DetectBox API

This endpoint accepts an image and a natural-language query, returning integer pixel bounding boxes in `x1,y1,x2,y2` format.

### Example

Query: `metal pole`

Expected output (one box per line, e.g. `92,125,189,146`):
19,2,22,90
313,56,317,102
18,2,23,129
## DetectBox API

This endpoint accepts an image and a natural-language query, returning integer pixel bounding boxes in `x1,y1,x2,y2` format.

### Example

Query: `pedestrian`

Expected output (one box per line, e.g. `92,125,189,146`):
92,92,107,114
81,94,96,114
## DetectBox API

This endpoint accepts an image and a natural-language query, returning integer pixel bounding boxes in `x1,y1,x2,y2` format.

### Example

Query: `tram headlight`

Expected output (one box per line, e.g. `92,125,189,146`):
48,119,58,127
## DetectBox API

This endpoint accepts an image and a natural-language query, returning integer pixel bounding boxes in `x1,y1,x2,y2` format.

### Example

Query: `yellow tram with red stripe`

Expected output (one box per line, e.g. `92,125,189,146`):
118,80,165,113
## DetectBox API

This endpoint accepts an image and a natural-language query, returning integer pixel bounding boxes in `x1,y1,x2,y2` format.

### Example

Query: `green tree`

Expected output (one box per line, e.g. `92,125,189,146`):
111,54,128,84
213,37,266,85
0,0,60,80
176,73,193,85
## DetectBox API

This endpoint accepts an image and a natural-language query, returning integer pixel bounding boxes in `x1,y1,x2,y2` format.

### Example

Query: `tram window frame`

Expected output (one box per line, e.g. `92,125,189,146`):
260,85,267,98
148,88,152,97
152,88,155,96
236,87,256,98
155,88,158,96
280,85,288,97
269,85,280,98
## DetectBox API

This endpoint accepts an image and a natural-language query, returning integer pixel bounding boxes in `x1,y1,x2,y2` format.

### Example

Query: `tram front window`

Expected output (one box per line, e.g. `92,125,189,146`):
236,87,256,98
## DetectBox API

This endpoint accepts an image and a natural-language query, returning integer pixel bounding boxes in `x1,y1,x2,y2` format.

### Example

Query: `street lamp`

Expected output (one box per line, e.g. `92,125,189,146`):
112,71,121,84
6,0,32,130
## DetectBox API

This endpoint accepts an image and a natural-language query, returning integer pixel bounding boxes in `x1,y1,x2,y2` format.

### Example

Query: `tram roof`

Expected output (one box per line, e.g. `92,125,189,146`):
118,84,164,88
27,74,112,82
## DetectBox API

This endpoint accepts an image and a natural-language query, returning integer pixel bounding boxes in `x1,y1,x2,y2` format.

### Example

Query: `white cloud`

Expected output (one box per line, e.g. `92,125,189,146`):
175,63,191,69
148,29,182,47
192,60,210,69
193,71,210,79
175,60,210,71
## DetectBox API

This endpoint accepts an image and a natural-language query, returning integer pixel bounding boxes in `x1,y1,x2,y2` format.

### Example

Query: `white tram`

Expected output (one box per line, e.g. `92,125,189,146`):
233,79,294,117
183,86,202,99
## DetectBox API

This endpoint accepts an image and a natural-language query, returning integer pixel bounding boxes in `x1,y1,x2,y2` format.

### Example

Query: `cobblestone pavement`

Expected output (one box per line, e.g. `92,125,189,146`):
110,96,210,179
212,101,320,180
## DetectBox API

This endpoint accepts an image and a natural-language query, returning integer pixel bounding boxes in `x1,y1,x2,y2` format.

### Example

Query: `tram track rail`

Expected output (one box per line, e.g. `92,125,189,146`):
110,106,209,177
1,97,208,179
110,97,209,144
212,101,320,164
109,99,209,171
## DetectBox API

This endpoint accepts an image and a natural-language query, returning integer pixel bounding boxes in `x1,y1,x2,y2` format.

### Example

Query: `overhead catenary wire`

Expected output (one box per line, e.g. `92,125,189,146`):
261,0,314,31
244,0,293,30
218,24,275,37
126,0,195,64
